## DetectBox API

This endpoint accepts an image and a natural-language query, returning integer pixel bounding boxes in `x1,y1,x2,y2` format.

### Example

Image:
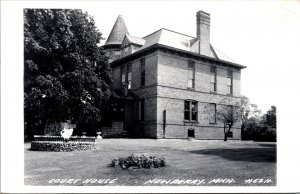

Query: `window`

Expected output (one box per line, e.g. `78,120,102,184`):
210,66,216,92
127,64,132,89
227,69,233,94
121,64,132,89
187,61,195,88
209,103,216,124
184,100,198,121
140,58,145,86
188,129,195,138
138,99,145,121
124,46,130,55
114,50,121,56
121,66,126,85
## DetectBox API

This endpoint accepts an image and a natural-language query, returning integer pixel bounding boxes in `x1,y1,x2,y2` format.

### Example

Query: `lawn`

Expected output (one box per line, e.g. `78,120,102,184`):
24,139,276,186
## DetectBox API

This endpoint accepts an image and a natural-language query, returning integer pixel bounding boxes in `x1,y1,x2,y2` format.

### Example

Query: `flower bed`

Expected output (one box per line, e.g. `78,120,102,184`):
31,141,99,152
34,135,95,142
110,154,166,169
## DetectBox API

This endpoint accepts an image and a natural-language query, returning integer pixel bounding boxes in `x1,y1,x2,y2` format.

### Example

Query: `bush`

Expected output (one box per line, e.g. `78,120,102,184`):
254,127,276,142
31,141,99,152
242,124,276,142
109,154,166,169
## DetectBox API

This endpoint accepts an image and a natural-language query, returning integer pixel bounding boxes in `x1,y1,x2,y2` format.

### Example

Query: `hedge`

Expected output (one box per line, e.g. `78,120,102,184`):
31,141,99,152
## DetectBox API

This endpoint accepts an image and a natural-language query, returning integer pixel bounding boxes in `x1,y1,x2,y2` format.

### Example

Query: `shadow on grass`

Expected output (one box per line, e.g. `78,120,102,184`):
259,143,276,147
190,147,276,163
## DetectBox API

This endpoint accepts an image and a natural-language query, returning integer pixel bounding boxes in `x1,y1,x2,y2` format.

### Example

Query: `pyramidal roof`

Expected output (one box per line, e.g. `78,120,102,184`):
105,15,129,45
137,28,218,59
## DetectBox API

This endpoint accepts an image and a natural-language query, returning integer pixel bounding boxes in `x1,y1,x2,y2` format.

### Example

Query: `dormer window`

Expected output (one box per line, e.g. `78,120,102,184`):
114,50,121,56
122,46,131,56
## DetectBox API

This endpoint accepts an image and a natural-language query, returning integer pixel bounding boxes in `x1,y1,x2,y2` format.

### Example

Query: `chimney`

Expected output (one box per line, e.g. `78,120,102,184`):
196,11,210,56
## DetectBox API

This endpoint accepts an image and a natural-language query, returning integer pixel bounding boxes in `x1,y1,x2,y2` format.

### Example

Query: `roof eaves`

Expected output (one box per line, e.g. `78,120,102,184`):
101,44,121,49
110,43,246,69
156,43,246,69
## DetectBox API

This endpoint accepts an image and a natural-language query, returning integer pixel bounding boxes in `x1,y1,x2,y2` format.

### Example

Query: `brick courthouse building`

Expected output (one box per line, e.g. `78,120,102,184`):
102,11,246,139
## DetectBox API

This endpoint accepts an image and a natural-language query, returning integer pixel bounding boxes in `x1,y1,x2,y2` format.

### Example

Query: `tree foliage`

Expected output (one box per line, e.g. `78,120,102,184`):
241,99,276,141
24,9,112,139
266,106,276,129
241,95,262,129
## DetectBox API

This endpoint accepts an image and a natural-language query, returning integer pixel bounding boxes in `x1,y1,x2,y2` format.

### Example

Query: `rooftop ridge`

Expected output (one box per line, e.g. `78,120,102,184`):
142,28,163,39
143,28,196,39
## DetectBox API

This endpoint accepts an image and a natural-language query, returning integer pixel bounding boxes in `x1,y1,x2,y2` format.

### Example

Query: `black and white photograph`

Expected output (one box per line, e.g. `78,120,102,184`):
1,0,300,193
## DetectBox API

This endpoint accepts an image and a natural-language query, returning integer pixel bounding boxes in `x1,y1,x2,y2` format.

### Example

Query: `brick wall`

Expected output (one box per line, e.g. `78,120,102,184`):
156,123,241,140
113,52,158,138
156,51,242,139
112,52,158,91
156,96,241,139
111,49,242,140
157,51,241,96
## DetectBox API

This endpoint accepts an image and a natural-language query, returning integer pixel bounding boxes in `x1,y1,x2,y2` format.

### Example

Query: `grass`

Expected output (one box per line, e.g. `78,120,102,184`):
24,139,276,186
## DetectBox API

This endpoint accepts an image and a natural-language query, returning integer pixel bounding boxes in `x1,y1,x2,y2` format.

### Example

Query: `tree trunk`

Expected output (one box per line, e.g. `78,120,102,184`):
224,132,228,141
224,125,227,141
241,124,245,140
225,125,233,141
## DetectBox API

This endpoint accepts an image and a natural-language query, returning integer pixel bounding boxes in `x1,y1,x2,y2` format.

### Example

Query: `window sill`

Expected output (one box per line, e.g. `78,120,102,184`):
210,91,217,94
187,87,195,91
209,122,217,125
183,120,198,123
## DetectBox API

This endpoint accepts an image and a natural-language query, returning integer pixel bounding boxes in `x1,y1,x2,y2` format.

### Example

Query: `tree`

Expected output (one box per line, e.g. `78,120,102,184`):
206,98,241,141
266,106,276,128
241,95,262,131
24,9,112,139
217,103,241,141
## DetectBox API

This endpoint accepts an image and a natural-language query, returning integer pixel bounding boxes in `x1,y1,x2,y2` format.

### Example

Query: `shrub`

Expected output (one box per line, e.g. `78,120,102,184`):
31,141,99,152
109,154,166,169
242,124,276,142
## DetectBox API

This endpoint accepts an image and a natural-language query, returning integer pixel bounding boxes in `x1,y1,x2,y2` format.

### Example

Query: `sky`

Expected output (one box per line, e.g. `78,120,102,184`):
1,1,300,192
82,0,300,113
